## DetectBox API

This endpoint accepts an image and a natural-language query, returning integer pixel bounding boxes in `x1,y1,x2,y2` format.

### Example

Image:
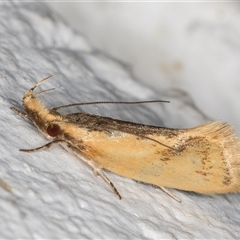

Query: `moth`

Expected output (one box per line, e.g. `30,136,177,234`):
11,76,240,202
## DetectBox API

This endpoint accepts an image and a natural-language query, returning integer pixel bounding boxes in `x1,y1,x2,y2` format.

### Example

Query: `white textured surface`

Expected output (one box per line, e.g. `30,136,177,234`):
48,2,240,136
0,2,240,239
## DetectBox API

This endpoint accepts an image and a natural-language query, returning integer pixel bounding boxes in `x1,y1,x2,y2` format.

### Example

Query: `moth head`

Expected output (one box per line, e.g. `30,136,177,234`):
21,76,63,138
22,75,53,105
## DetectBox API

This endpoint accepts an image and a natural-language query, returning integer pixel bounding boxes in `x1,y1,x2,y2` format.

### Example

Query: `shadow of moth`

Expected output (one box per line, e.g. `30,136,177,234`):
11,76,240,202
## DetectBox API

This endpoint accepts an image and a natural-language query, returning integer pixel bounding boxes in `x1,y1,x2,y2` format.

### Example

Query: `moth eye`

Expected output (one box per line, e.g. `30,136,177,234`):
47,124,60,137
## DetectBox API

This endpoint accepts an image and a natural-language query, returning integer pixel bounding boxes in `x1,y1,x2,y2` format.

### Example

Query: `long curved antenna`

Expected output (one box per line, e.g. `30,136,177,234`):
52,100,170,111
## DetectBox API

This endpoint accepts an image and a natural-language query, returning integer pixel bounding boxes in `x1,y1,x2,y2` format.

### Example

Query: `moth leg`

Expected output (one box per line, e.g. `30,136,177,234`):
20,140,65,152
160,186,181,202
64,144,122,199
93,167,122,200
11,107,28,118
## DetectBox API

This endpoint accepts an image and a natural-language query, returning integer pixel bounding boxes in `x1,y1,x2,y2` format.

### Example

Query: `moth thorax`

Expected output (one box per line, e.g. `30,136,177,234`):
47,123,60,137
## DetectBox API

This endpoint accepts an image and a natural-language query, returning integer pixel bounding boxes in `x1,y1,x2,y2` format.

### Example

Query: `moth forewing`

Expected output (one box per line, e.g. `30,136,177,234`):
60,118,240,194
11,76,240,202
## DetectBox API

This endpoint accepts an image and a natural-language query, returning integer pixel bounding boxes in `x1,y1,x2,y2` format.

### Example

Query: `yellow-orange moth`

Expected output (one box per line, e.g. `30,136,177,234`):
11,76,240,202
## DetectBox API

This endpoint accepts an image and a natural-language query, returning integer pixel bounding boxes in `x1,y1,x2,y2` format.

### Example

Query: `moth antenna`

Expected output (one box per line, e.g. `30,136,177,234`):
29,75,53,92
52,100,170,111
35,88,55,97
